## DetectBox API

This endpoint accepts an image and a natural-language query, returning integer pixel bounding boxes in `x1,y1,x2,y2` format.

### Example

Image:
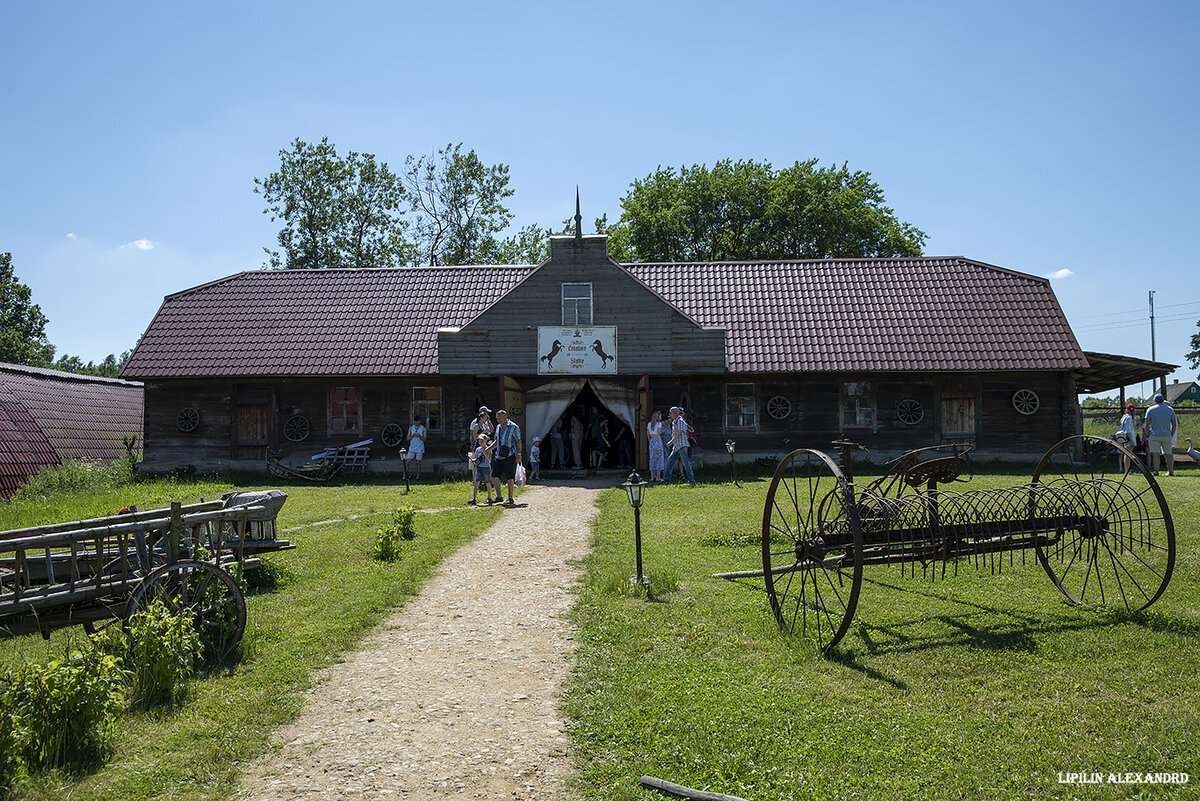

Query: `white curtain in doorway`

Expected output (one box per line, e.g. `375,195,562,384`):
522,379,637,444
590,380,636,432
524,379,586,445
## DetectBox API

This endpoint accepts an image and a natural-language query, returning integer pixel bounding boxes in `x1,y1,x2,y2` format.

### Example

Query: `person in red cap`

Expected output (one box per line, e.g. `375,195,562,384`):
1115,402,1139,472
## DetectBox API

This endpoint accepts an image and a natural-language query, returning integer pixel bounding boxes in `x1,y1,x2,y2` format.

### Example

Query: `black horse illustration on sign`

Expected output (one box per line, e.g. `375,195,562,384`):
540,340,564,368
592,340,614,367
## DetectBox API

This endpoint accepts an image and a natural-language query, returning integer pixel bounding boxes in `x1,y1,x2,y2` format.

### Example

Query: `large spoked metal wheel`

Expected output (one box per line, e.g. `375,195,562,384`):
1031,435,1174,612
762,448,864,652
125,560,247,655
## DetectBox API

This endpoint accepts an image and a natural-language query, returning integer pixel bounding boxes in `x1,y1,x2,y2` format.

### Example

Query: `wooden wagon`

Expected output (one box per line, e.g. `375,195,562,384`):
0,490,291,650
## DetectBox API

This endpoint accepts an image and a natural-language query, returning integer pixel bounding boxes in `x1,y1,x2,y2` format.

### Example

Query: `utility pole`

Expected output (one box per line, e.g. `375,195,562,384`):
1149,290,1165,396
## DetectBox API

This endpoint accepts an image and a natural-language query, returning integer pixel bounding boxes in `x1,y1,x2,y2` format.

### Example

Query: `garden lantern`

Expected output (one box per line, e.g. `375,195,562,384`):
622,470,649,585
725,439,738,486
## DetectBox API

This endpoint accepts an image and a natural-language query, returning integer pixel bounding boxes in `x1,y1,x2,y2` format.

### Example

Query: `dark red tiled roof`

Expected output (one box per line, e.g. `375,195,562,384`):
0,364,143,496
123,267,536,378
626,257,1087,373
121,257,1087,378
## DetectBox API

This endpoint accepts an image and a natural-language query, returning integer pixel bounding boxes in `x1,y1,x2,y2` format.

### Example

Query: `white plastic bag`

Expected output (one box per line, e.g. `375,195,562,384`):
515,463,526,487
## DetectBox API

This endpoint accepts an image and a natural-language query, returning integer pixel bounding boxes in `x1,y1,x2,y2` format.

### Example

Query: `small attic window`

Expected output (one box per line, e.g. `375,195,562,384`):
562,283,593,326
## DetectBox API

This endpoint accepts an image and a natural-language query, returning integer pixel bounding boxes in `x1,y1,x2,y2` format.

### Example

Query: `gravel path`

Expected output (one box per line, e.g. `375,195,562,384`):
237,482,602,801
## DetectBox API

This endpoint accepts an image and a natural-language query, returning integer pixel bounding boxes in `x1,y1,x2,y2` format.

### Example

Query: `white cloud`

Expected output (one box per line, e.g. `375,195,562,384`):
66,232,76,240
1044,268,1074,280
121,238,155,251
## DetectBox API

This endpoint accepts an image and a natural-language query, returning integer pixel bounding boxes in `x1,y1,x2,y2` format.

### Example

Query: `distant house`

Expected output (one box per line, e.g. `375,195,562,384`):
1164,379,1199,404
121,230,1178,474
0,363,143,496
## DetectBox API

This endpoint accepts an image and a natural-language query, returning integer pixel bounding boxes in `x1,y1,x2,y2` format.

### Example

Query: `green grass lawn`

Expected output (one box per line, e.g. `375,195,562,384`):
566,464,1200,800
0,475,501,800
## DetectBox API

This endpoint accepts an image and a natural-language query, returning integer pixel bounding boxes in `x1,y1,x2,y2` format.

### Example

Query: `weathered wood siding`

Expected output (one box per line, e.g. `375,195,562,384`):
439,236,726,375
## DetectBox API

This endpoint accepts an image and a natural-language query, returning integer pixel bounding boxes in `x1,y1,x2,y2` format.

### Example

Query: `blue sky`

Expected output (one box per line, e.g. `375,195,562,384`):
2,1,1197,395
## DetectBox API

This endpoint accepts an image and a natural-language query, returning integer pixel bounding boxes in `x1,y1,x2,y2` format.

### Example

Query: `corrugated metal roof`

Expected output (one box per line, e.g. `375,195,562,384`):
0,364,144,496
121,257,1087,378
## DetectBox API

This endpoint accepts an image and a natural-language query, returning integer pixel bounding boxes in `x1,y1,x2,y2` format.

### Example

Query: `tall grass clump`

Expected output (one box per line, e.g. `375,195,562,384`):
2,645,127,771
9,457,137,501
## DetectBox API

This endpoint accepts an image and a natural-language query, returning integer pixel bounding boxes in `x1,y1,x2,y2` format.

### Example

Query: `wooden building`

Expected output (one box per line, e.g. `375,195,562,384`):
122,231,1142,474
0,363,143,495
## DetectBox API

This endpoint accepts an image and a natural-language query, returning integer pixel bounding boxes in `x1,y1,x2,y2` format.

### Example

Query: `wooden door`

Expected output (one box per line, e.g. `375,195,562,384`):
940,395,977,446
498,375,526,445
234,404,269,459
636,374,651,470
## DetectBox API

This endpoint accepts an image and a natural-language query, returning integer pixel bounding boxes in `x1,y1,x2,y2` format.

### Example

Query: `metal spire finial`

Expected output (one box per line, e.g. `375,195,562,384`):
574,187,582,240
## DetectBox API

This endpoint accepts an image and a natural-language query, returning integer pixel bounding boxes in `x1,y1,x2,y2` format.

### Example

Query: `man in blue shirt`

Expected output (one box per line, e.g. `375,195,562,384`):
492,409,523,505
1142,393,1178,476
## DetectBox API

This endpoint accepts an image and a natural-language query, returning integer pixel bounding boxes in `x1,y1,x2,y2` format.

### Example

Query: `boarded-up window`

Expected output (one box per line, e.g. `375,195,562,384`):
842,382,875,428
941,396,976,435
413,387,442,432
725,383,757,430
562,283,593,325
330,387,360,433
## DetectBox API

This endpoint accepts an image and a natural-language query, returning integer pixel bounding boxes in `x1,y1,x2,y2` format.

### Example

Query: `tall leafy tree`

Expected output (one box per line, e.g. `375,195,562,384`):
1187,320,1200,369
403,143,516,265
54,350,131,377
0,252,54,366
256,138,409,269
609,158,926,262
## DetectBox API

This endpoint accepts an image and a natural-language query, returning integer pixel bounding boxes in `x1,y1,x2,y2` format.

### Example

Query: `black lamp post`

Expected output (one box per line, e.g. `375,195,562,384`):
725,439,738,486
622,470,649,585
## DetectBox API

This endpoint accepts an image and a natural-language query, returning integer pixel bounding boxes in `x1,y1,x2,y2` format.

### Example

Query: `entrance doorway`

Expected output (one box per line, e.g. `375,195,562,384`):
524,379,637,471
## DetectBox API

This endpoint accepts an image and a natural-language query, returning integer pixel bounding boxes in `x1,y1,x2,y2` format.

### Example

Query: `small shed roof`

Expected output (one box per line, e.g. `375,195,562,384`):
0,363,144,496
1071,352,1180,395
121,256,1088,379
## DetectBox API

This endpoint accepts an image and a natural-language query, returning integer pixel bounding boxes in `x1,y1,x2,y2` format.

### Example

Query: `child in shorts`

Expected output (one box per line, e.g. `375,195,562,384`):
469,434,496,505
529,436,542,482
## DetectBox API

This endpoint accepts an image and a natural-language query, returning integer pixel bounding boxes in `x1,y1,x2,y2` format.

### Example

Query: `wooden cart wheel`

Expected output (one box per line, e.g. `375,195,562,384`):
762,448,864,653
1031,435,1174,612
380,423,404,448
125,560,247,655
283,415,311,442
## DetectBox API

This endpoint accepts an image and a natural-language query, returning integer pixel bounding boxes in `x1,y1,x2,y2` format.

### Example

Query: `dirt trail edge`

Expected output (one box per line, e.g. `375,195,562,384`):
238,483,601,800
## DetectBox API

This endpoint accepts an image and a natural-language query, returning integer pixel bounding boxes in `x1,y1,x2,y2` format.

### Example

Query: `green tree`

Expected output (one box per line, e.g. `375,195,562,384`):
53,350,130,377
255,138,410,269
402,143,516,265
0,252,55,366
608,158,926,262
1187,320,1200,369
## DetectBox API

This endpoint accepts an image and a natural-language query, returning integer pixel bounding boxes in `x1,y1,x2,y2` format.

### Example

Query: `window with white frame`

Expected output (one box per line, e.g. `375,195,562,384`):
412,387,442,432
561,283,593,326
841,381,875,428
725,383,757,430
330,386,360,433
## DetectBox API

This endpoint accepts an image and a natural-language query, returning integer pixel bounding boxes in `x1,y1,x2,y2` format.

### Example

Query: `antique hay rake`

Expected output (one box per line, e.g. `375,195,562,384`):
723,435,1175,653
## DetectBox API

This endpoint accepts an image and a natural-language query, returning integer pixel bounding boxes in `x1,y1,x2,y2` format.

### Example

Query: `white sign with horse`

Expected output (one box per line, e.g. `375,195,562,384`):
536,327,617,375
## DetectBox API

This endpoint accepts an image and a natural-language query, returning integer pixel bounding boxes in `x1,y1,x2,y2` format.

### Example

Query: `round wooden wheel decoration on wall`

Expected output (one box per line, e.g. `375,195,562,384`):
1012,389,1040,415
283,415,311,442
380,423,404,448
176,407,200,433
895,398,924,425
766,395,792,420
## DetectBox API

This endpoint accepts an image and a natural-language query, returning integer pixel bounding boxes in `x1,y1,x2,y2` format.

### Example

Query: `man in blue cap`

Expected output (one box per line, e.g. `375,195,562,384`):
1142,393,1178,476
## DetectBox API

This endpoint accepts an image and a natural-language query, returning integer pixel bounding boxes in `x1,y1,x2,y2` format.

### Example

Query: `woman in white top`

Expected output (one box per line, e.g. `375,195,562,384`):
646,410,666,481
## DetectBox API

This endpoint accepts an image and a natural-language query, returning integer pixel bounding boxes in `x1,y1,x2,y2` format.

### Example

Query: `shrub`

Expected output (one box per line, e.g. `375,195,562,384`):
123,600,202,707
3,645,128,770
372,506,417,562
392,506,417,540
